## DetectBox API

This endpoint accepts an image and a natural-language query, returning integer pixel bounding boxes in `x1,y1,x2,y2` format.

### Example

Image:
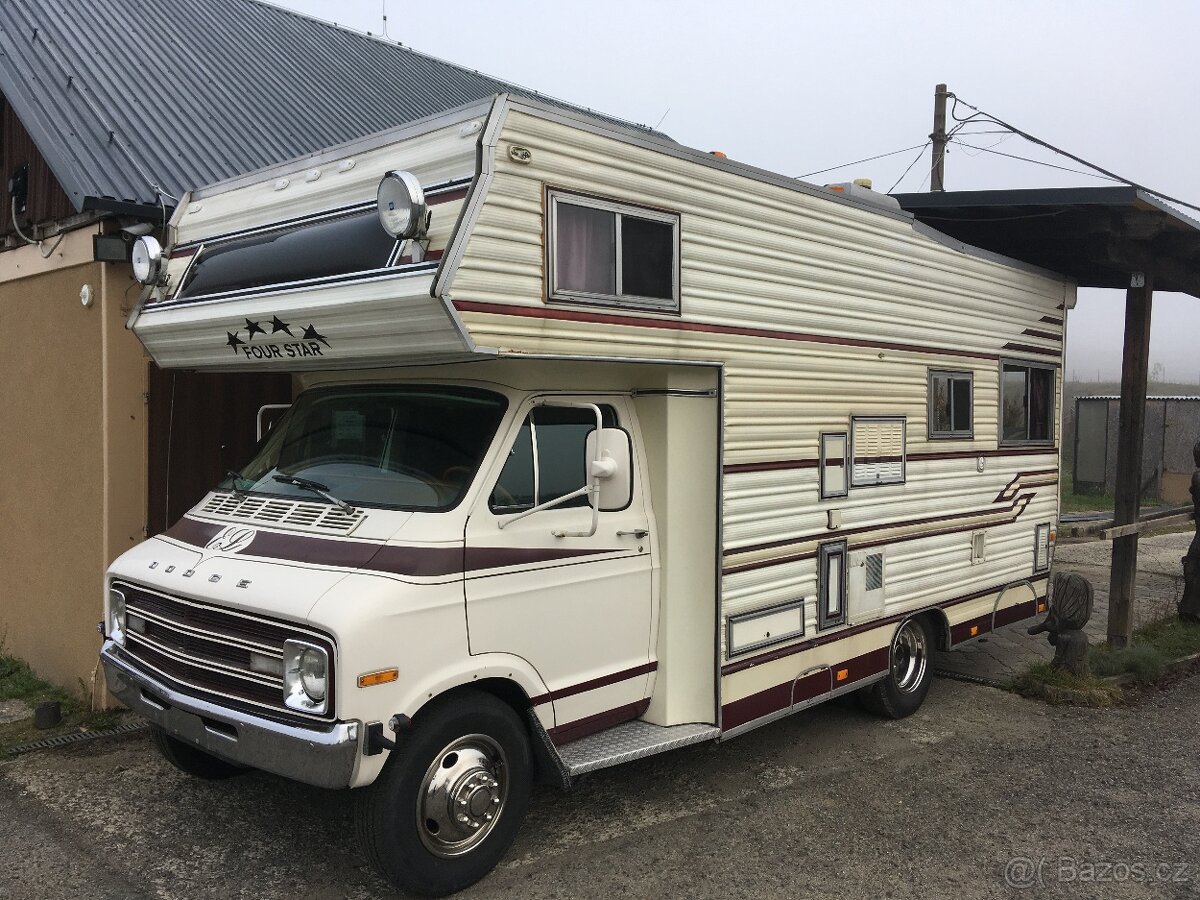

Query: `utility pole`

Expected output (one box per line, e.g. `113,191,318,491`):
931,83,949,192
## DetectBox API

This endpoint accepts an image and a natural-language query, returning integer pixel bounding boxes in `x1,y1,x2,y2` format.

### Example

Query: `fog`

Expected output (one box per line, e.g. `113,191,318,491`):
272,0,1200,382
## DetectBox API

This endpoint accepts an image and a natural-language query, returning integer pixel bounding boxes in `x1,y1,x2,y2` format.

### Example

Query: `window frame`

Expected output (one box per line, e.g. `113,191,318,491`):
546,188,681,313
819,431,849,499
818,540,849,630
849,415,907,488
999,359,1058,447
927,369,974,440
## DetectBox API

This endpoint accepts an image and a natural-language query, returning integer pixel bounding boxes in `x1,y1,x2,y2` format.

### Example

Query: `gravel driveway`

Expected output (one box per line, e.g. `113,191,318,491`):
3,673,1198,900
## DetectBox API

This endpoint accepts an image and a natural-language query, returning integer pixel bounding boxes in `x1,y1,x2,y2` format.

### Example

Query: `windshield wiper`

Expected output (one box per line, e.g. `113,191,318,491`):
272,474,357,514
226,470,249,496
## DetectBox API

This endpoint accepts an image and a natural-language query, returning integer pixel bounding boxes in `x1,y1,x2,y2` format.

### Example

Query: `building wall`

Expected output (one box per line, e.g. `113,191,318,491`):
0,227,147,695
1,93,76,241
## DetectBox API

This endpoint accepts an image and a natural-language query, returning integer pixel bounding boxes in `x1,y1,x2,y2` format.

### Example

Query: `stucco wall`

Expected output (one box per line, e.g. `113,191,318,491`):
0,227,146,695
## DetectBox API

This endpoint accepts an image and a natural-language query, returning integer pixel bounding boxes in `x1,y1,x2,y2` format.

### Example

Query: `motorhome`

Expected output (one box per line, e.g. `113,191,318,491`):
101,94,1067,896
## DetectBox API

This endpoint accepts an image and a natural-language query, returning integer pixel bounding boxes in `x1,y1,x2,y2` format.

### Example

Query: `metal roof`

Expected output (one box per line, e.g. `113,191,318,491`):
893,186,1200,298
0,0,659,213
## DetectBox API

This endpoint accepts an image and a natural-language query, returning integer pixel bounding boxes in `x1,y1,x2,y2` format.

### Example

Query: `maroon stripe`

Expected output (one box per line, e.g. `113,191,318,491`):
855,454,903,464
464,546,616,571
724,492,1034,561
1040,316,1064,326
1002,342,1061,358
993,468,1061,502
428,187,469,205
721,581,1049,676
529,660,657,707
1022,328,1062,342
724,447,1057,475
455,300,1003,361
161,518,616,577
161,518,224,547
549,698,650,746
396,248,445,265
722,647,888,731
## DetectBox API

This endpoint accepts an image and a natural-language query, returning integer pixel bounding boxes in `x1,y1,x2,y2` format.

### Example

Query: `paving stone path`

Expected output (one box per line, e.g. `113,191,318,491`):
932,532,1190,685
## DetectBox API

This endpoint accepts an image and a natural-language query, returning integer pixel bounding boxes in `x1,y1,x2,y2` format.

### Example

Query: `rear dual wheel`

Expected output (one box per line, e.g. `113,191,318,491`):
859,616,933,719
357,690,532,897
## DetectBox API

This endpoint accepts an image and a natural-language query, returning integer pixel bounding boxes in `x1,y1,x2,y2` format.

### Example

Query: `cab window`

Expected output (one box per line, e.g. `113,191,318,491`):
490,405,618,513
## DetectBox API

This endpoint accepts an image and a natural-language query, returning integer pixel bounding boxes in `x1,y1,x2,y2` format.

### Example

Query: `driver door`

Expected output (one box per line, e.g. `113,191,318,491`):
464,397,655,744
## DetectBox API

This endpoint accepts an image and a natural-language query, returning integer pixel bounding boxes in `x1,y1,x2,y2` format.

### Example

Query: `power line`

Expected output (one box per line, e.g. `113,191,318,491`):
888,142,932,193
798,143,929,180
948,94,1200,215
951,140,1125,183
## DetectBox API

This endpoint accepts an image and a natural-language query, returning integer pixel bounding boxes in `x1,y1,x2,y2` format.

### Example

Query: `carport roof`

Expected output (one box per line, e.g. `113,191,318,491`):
893,186,1200,297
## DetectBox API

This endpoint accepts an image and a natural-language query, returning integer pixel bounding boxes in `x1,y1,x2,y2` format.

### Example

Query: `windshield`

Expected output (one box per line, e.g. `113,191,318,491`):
222,385,508,511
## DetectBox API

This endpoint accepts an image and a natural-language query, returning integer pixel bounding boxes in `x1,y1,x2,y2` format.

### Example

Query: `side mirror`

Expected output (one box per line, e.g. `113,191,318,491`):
585,428,633,511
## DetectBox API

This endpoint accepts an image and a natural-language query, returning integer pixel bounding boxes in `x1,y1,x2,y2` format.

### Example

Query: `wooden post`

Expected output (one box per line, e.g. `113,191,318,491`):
1107,275,1153,649
931,84,948,192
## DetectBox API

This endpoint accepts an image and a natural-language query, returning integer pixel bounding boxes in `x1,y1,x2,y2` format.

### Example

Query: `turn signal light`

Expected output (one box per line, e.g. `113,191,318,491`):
835,668,849,682
358,668,399,688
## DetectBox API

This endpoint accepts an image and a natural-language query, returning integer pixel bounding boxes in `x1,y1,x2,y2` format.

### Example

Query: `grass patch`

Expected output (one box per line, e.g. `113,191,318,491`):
1013,617,1200,704
0,652,134,755
1010,663,1123,706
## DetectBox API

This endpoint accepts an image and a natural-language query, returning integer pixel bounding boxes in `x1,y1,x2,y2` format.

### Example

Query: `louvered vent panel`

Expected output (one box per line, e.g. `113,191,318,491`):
851,417,905,487
865,553,885,592
195,492,364,535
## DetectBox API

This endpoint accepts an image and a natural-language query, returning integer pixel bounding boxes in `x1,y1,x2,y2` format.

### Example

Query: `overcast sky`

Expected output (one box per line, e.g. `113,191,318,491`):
272,0,1200,384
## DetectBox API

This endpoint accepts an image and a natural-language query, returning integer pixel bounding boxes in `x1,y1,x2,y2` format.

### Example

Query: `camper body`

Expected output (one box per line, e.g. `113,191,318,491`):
101,95,1068,895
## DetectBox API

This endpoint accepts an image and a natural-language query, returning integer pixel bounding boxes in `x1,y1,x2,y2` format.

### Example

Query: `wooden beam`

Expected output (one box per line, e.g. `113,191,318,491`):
1107,275,1154,649
1102,512,1194,540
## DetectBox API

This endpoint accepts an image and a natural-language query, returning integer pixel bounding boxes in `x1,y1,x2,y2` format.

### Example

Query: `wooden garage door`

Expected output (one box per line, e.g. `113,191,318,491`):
146,364,293,535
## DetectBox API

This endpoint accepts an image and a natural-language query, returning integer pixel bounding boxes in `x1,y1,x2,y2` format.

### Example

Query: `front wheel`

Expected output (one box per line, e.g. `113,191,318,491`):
356,690,532,897
149,725,247,779
859,616,933,719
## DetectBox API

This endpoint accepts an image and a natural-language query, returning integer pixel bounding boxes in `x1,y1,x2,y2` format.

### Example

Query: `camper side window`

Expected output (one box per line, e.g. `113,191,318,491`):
1000,361,1055,445
548,190,679,312
818,541,848,630
928,370,973,439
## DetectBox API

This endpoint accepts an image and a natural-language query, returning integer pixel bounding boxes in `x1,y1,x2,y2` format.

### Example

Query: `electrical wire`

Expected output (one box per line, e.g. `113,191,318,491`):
888,142,932,193
947,94,1200,215
798,143,930,180
10,197,67,258
951,140,1125,183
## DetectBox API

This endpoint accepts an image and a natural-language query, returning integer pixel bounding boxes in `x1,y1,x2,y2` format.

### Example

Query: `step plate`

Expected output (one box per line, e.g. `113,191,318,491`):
559,720,720,777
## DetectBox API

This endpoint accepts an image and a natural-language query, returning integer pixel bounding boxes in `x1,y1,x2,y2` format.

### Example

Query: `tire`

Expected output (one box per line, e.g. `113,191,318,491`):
149,725,247,780
356,690,532,897
859,616,934,719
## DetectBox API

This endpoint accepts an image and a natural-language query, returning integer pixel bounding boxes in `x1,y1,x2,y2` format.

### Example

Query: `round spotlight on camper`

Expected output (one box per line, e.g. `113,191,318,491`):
376,170,427,239
131,235,164,285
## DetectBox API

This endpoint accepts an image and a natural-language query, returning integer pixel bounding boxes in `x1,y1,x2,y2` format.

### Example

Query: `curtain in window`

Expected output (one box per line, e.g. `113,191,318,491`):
1029,368,1051,441
555,203,615,295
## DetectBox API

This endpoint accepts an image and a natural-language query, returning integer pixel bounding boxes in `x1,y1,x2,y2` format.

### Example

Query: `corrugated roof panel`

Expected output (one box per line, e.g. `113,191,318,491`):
0,0,658,212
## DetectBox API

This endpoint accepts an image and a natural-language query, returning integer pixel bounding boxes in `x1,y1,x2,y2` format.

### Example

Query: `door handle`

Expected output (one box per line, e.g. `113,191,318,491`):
617,529,649,539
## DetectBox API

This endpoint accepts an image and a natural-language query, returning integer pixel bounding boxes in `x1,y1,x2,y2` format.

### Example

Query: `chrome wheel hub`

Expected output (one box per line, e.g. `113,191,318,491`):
417,735,508,857
891,620,928,693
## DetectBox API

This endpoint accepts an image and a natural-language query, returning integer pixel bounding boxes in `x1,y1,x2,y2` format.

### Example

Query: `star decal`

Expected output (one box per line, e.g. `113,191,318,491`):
226,331,245,352
302,324,331,347
270,315,293,336
244,318,265,340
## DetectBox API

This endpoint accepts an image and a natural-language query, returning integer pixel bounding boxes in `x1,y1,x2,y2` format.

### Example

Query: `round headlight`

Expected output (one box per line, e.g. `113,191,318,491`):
131,235,164,285
376,170,427,239
299,647,327,702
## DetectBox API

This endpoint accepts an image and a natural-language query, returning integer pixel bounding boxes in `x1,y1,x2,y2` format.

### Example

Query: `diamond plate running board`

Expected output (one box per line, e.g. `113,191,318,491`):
558,720,720,777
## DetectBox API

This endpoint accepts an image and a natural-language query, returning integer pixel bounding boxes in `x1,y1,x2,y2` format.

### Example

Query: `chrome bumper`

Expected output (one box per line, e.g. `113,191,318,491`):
101,642,360,789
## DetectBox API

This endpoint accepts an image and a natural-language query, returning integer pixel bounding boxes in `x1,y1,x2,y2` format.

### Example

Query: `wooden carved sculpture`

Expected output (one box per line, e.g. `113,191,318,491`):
1180,439,1200,623
1028,572,1094,676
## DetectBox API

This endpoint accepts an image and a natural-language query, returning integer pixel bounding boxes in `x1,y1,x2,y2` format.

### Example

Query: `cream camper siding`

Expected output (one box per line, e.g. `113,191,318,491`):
447,104,1066,676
